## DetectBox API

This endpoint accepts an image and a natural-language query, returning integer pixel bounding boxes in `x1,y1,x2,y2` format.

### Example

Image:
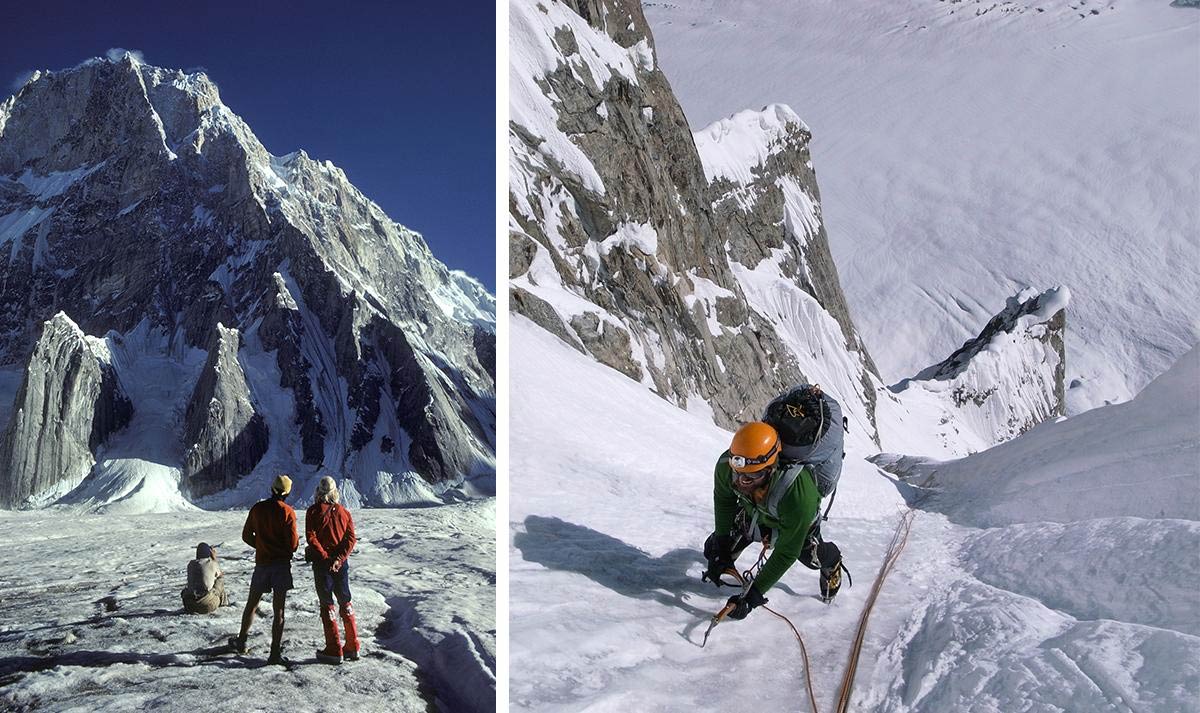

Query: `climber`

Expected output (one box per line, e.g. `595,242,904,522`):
181,542,230,614
305,476,360,665
702,421,850,619
230,474,299,665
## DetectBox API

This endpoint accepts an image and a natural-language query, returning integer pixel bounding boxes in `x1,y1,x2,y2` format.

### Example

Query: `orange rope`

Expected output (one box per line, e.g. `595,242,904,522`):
703,513,915,713
763,604,821,713
833,509,916,713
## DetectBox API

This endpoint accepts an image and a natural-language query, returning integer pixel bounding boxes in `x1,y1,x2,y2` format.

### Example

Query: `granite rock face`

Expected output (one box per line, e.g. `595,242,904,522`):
0,313,132,508
181,324,269,498
0,55,494,508
509,0,880,439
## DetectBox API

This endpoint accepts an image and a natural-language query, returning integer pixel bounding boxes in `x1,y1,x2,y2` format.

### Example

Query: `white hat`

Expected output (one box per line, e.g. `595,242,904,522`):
315,476,339,503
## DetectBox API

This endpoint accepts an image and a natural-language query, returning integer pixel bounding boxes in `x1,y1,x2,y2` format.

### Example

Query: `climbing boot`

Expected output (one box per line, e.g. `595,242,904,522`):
817,541,851,603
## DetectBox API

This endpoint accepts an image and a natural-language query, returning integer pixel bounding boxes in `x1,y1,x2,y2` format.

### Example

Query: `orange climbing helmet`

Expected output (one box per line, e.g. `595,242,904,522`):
729,421,780,474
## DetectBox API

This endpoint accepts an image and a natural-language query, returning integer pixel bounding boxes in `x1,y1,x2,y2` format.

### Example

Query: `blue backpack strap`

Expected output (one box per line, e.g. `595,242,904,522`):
765,463,807,520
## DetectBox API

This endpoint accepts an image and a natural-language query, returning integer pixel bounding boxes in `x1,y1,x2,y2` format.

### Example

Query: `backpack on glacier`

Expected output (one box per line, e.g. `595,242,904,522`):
762,384,846,507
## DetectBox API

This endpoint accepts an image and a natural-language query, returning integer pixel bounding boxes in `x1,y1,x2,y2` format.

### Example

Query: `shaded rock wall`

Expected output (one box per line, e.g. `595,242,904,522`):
181,323,269,498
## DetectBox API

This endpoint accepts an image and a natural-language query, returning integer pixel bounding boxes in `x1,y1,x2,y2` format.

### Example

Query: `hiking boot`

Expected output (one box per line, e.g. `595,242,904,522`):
342,648,360,662
267,639,287,666
229,635,250,655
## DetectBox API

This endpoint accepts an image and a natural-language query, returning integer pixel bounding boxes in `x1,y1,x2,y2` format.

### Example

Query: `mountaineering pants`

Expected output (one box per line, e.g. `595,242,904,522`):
312,561,352,606
182,576,229,614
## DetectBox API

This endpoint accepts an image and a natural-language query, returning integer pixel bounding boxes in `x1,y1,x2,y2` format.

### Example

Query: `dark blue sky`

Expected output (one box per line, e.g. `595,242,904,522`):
0,1,496,291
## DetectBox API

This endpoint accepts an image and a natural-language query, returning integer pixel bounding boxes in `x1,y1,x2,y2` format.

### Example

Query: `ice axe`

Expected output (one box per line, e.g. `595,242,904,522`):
700,599,738,648
700,565,750,647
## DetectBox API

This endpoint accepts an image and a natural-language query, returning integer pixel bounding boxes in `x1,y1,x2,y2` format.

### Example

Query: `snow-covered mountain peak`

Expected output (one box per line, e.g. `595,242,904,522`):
693,103,810,185
0,56,495,510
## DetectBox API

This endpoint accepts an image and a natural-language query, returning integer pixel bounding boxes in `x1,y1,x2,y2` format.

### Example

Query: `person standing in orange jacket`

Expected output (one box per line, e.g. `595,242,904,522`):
306,476,360,665
231,474,299,665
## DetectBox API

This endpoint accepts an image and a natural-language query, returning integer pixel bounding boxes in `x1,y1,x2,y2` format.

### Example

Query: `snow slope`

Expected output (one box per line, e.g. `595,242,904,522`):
0,501,495,713
645,0,1200,413
509,315,1199,710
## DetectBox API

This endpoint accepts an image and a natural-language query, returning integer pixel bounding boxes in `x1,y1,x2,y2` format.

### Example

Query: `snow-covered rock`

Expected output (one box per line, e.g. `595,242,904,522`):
882,286,1069,456
509,0,879,436
696,103,880,441
181,323,269,498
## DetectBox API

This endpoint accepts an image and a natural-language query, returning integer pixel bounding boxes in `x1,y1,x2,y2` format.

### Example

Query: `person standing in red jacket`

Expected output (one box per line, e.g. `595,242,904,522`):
306,476,360,665
231,474,299,665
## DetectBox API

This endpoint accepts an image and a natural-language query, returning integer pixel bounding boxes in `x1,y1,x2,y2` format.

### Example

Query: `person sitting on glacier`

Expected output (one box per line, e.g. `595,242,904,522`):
701,421,850,619
230,474,299,665
305,476,360,665
180,542,230,614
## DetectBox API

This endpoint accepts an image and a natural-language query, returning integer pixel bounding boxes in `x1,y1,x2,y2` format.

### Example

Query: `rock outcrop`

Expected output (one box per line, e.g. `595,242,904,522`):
509,0,880,439
0,314,132,508
181,324,269,498
0,54,494,508
885,287,1070,455
694,105,880,438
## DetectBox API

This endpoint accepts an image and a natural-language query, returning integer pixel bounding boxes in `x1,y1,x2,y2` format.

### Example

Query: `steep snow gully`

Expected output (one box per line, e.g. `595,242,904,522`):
510,318,1199,711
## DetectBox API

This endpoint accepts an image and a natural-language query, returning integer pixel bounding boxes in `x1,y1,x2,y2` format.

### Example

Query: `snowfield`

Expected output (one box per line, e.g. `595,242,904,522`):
509,316,1199,711
0,501,495,713
645,0,1200,414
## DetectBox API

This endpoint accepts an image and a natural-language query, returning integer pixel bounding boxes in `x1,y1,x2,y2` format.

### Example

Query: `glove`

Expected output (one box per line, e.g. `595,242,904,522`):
702,533,735,586
725,586,767,621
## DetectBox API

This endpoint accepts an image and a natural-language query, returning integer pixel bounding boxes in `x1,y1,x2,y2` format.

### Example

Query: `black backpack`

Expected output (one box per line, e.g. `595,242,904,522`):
764,384,833,456
762,384,846,503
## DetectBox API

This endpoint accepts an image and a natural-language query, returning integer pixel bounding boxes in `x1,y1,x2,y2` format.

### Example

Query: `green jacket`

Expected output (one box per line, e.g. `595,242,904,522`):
713,450,821,595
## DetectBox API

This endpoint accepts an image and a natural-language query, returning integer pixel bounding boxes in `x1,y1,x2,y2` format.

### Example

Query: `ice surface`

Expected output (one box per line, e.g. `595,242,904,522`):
0,501,495,712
